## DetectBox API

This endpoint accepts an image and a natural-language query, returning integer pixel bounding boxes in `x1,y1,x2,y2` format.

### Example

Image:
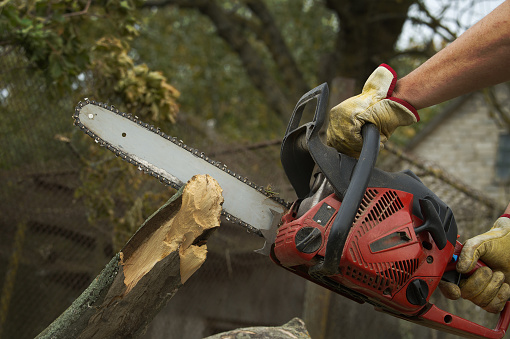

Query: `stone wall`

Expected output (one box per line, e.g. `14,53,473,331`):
409,85,510,207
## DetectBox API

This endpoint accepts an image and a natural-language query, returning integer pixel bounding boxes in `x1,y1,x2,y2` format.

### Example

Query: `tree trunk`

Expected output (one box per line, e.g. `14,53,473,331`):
36,174,224,339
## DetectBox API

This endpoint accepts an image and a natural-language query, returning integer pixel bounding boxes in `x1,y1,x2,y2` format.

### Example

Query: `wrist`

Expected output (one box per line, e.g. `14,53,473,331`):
392,78,421,110
380,64,420,121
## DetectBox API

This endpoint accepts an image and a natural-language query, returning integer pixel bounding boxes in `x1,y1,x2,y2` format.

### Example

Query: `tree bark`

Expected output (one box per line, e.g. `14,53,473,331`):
323,0,415,88
36,174,224,339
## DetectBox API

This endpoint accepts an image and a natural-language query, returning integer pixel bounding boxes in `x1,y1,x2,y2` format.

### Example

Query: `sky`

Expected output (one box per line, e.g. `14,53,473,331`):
397,0,505,49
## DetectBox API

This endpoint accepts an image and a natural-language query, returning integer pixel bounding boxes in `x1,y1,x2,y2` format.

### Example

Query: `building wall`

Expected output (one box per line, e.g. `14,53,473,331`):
410,87,510,205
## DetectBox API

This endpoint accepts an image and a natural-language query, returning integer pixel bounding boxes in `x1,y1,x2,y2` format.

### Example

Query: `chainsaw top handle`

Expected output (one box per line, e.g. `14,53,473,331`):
314,123,379,276
280,83,380,276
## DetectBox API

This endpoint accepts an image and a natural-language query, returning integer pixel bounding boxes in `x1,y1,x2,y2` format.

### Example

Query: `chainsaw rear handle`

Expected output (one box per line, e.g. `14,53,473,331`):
443,241,488,284
425,240,510,339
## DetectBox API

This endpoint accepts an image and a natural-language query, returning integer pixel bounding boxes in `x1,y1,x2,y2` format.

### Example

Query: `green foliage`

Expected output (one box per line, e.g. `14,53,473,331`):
0,1,89,88
0,0,179,250
92,37,180,122
0,0,178,122
131,7,271,140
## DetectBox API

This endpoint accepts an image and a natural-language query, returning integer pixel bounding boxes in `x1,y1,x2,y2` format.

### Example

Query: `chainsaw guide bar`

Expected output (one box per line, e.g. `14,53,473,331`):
73,99,290,238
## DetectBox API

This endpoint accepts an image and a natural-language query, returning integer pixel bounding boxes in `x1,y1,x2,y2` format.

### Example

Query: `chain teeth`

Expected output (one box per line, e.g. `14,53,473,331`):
73,99,291,234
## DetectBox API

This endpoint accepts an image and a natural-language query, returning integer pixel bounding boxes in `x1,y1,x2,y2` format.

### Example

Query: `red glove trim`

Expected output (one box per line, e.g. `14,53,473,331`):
379,64,420,122
501,214,510,219
380,63,397,96
388,97,420,122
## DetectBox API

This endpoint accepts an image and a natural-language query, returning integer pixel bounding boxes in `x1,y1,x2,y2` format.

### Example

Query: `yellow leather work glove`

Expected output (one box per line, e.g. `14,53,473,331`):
326,64,419,158
439,216,510,313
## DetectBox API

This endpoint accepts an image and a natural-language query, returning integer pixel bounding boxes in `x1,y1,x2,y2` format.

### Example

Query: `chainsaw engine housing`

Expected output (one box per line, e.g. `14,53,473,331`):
273,183,454,315
275,83,510,338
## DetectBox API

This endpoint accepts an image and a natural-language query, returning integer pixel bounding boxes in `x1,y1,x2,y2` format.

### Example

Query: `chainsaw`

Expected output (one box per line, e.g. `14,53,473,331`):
74,83,510,338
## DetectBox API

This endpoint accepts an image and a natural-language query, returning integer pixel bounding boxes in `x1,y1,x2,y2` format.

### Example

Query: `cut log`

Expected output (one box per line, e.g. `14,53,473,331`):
204,318,311,339
36,174,223,339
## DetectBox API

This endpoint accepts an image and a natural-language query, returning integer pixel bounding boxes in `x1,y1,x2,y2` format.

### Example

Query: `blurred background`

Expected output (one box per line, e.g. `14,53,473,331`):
1,1,509,338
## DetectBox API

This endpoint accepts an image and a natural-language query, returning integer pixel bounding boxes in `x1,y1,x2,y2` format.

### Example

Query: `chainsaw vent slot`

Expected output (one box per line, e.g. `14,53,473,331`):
378,259,419,288
354,188,379,222
345,265,389,291
372,190,404,222
361,190,404,230
274,223,298,247
353,190,404,238
345,258,419,290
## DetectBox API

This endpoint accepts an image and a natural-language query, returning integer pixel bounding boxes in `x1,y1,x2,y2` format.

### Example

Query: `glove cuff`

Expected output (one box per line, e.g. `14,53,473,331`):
379,64,420,122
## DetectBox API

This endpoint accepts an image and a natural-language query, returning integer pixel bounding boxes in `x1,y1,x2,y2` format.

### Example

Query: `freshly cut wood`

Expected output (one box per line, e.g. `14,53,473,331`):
36,174,223,339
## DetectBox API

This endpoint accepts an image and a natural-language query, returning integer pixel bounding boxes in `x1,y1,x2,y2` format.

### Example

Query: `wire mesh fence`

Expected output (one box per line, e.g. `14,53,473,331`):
0,48,113,339
1,47,507,339
0,47,301,339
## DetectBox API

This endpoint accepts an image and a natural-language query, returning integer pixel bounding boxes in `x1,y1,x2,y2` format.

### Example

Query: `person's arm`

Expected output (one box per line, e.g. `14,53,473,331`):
394,0,510,110
504,202,510,217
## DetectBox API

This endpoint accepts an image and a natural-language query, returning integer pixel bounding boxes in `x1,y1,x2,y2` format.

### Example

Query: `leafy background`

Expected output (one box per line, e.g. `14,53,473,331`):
0,0,506,338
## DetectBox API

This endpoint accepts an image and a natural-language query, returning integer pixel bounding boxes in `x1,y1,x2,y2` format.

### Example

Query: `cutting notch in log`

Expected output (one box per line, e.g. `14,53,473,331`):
37,174,223,339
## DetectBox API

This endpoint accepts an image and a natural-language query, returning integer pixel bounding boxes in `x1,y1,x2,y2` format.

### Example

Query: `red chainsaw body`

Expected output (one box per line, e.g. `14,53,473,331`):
274,187,454,315
272,188,510,338
276,83,510,338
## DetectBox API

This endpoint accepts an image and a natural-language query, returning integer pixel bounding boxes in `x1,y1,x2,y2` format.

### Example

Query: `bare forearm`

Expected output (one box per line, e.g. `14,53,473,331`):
394,0,510,110
505,203,510,216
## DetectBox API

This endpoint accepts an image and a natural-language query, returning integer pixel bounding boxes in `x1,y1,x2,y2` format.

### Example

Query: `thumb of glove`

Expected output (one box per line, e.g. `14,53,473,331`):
438,280,461,300
457,217,510,283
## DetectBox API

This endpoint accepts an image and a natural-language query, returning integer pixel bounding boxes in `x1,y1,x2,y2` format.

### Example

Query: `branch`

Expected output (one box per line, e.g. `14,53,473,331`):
208,137,281,157
245,0,309,98
412,0,458,41
63,0,91,18
200,1,297,118
391,40,435,60
384,143,504,211
36,175,223,339
141,0,296,119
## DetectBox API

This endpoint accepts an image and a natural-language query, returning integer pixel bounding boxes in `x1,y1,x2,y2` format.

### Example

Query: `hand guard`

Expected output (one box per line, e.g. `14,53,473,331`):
326,64,419,158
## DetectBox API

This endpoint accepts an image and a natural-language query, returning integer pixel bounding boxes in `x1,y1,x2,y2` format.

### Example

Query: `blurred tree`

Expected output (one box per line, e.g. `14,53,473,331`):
140,0,417,120
135,0,478,142
0,0,180,248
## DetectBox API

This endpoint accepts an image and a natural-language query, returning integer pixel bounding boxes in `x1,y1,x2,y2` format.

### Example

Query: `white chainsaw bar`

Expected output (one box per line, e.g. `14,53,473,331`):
74,100,288,240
